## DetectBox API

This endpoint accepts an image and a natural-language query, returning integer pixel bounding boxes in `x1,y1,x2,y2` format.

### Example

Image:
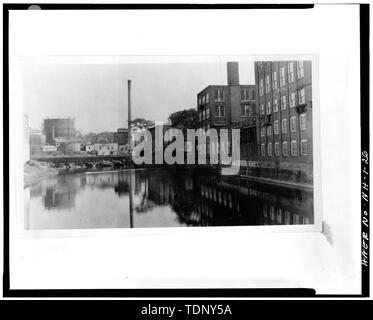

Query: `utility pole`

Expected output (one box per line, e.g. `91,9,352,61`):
127,80,134,228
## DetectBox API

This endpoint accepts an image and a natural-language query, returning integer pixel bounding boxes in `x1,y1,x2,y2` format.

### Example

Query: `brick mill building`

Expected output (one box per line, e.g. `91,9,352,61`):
254,60,313,184
43,117,76,145
197,62,257,160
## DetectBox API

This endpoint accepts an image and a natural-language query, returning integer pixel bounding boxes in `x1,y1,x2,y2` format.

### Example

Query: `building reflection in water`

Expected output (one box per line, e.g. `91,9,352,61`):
25,168,313,230
137,169,313,227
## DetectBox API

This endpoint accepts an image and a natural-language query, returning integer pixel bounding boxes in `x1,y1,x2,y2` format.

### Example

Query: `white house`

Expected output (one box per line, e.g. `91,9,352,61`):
93,143,118,156
85,144,95,153
42,145,58,153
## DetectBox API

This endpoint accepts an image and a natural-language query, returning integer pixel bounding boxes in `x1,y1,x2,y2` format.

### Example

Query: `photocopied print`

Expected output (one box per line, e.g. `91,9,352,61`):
4,3,365,297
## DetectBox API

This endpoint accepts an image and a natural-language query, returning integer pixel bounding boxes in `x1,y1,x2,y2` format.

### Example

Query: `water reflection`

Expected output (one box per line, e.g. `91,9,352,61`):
24,168,313,230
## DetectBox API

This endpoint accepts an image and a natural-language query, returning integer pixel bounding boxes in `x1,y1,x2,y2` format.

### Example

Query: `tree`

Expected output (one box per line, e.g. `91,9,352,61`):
130,118,155,129
168,108,199,131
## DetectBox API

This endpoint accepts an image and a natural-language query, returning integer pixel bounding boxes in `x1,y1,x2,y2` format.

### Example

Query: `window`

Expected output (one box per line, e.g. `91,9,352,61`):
300,113,306,130
260,104,265,115
297,61,304,79
198,97,202,106
274,142,280,156
274,120,279,134
300,139,308,155
206,93,209,104
206,107,210,119
265,75,271,93
273,99,278,112
280,67,286,86
199,111,202,122
261,143,266,156
266,101,271,114
282,119,287,133
290,116,296,132
291,140,298,156
282,141,288,156
288,62,294,83
261,126,265,137
241,105,250,117
298,88,306,104
259,79,264,96
202,95,206,105
251,90,256,100
241,89,250,101
215,105,225,117
202,110,206,120
281,96,287,110
267,143,273,156
267,125,272,136
289,92,296,108
272,71,278,90
215,89,224,102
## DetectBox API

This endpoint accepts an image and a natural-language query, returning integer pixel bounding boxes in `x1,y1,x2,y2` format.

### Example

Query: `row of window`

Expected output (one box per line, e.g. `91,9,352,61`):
259,88,306,115
198,89,256,106
260,114,307,136
199,105,226,121
259,61,305,96
200,104,254,121
260,140,308,157
198,90,223,106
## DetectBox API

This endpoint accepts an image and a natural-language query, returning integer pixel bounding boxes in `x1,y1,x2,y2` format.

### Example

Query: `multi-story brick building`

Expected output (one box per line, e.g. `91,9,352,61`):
197,62,256,130
197,62,257,161
43,117,76,145
114,128,129,146
254,60,313,183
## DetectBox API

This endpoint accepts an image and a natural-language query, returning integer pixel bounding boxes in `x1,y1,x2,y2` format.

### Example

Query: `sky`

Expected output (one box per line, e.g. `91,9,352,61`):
21,59,255,134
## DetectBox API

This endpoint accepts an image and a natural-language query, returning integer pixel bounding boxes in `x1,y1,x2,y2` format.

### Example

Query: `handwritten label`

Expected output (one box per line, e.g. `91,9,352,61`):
361,151,369,268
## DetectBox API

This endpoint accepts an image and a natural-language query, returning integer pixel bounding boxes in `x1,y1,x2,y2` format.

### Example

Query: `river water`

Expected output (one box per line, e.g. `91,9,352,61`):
24,168,313,230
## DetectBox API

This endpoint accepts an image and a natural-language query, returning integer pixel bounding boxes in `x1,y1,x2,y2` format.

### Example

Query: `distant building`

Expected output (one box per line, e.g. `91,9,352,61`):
29,129,46,156
93,143,119,156
43,117,76,145
42,145,58,153
118,144,130,155
254,60,313,182
55,138,82,155
85,144,95,154
114,128,129,146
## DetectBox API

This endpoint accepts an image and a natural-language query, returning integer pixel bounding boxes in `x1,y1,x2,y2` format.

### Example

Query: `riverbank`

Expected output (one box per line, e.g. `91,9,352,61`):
24,160,59,187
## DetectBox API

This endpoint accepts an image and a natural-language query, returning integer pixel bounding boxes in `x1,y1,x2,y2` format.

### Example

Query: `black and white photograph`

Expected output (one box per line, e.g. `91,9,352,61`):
21,57,317,231
2,2,369,300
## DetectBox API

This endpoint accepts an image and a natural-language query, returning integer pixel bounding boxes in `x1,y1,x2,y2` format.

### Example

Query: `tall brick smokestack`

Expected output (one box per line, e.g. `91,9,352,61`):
227,61,239,86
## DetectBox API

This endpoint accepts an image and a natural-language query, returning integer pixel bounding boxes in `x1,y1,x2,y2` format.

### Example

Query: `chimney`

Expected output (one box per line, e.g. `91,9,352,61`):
227,61,239,86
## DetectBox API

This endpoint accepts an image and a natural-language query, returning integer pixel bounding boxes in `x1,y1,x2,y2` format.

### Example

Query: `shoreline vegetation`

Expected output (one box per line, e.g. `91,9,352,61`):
24,158,131,187
24,160,59,188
